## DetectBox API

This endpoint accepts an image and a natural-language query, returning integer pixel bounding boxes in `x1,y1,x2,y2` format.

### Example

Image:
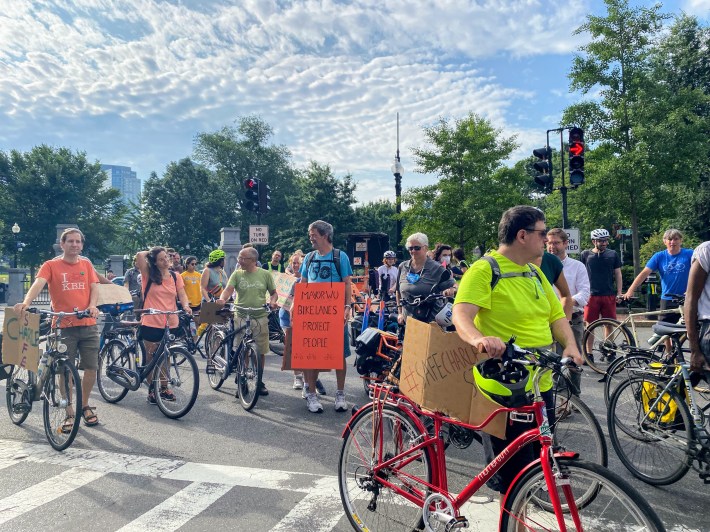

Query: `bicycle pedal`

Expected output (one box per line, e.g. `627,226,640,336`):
12,403,32,414
446,516,469,530
205,364,216,375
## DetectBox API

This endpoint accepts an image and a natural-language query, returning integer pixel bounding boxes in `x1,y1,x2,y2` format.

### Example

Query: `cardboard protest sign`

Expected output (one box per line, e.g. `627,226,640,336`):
95,283,132,306
199,302,229,325
270,272,297,310
1,308,41,372
290,282,345,370
398,318,506,439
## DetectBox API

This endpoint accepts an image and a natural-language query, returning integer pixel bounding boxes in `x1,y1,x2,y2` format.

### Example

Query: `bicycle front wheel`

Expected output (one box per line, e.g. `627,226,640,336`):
97,339,132,403
607,375,692,485
237,342,262,411
6,365,35,425
501,457,665,531
583,318,635,374
153,346,199,419
553,393,608,466
43,359,82,451
206,329,227,390
339,404,433,532
603,352,659,407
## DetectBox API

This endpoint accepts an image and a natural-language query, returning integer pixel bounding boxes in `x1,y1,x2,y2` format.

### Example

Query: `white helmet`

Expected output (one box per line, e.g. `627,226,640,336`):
590,228,610,240
383,250,396,259
434,302,454,328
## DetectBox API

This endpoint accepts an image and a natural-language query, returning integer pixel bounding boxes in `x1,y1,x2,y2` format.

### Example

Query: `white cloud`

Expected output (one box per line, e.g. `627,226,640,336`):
682,0,710,17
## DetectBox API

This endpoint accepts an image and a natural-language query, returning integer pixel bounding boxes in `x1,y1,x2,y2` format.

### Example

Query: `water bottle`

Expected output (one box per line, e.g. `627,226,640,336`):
36,354,49,383
647,333,662,347
189,319,197,338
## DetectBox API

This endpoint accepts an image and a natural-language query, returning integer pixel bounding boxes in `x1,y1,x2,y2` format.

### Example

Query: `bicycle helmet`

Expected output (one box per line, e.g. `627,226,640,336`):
434,302,453,328
209,249,226,263
383,250,397,259
590,228,610,240
473,358,533,407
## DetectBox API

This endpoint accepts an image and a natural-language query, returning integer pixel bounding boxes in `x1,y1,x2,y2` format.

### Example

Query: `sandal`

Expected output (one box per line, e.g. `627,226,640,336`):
61,415,75,434
82,406,99,426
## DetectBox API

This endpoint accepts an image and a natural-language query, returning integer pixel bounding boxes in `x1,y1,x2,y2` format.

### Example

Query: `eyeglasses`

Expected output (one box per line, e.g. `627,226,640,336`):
188,262,197,266
524,228,548,237
407,246,423,251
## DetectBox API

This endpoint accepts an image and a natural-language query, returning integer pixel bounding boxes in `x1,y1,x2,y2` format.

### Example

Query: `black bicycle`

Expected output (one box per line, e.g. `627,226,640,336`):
206,304,265,411
6,308,88,451
96,308,199,419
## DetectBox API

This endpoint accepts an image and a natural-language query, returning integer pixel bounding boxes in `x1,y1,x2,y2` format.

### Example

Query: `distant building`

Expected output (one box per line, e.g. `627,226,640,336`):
101,164,141,205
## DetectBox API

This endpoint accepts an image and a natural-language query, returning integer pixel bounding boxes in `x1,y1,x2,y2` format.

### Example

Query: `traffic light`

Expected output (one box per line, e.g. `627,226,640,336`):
568,127,585,187
532,146,553,194
243,178,260,212
258,182,271,214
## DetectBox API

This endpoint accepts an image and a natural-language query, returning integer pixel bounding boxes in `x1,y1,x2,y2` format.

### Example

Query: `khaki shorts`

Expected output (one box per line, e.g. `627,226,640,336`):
60,325,100,370
234,315,270,356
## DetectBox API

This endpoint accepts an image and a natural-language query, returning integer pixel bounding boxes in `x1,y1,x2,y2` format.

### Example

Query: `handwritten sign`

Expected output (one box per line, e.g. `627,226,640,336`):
291,282,345,370
270,272,298,310
2,308,41,371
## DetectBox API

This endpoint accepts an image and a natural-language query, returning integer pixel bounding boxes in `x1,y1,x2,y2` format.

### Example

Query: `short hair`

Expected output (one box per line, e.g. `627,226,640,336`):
272,249,282,256
498,206,546,245
547,228,568,242
60,227,85,243
405,232,429,247
242,242,254,248
240,247,259,261
308,220,334,243
663,228,683,241
433,243,452,262
453,248,466,261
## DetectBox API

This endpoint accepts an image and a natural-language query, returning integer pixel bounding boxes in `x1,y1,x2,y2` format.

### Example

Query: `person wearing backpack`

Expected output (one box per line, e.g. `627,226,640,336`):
452,205,582,499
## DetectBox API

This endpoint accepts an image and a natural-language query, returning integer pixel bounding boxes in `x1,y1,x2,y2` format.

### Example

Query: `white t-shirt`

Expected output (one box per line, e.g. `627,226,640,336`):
692,241,710,319
376,265,399,293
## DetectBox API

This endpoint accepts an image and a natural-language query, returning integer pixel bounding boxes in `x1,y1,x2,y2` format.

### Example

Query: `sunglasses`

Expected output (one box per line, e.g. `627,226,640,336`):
525,228,548,237
407,246,423,251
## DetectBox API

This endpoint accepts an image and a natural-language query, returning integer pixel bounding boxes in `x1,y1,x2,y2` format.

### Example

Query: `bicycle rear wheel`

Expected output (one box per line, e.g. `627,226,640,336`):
607,375,692,485
553,393,608,467
583,318,635,374
43,359,82,451
97,339,132,403
236,342,262,411
339,404,433,532
153,346,199,419
501,457,665,531
206,329,227,390
6,365,35,425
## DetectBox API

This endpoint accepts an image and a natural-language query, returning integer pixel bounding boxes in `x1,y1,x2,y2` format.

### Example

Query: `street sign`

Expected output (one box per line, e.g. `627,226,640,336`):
249,225,269,245
617,229,633,236
565,228,580,254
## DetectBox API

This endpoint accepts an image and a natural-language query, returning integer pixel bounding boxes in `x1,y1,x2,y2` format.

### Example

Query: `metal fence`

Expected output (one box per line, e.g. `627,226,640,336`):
23,274,51,304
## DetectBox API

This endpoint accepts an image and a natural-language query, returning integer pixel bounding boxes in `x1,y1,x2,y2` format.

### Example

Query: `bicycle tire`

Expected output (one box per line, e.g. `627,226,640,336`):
607,375,692,485
552,393,608,467
206,329,227,390
603,352,661,407
501,457,666,531
339,404,433,532
583,318,636,374
237,342,262,411
43,359,82,451
97,339,132,403
153,346,199,419
6,365,34,425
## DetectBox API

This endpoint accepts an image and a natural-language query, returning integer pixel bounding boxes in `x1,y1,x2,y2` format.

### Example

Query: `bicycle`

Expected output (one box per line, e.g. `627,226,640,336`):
607,359,710,485
5,308,88,451
339,346,663,531
96,308,199,419
205,304,265,411
582,295,686,374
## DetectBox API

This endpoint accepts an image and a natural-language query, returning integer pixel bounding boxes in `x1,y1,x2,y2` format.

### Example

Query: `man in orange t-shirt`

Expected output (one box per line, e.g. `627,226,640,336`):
14,228,101,427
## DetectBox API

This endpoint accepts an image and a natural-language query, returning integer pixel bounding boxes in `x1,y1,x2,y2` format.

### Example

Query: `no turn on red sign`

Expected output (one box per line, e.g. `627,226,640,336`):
565,228,580,254
249,225,269,245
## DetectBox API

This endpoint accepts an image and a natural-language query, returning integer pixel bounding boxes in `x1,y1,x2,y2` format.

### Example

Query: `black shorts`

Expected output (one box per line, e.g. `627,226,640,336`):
139,325,181,343
659,299,681,324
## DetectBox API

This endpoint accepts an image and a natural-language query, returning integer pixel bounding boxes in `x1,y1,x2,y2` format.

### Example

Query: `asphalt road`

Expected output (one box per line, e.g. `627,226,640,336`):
0,312,707,531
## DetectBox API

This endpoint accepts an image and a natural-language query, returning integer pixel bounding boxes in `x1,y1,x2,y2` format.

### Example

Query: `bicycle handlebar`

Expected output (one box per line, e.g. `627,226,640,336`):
134,308,186,316
27,308,92,320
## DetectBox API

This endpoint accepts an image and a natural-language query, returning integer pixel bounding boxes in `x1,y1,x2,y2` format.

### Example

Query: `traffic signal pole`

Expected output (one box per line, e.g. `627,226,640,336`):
545,128,568,229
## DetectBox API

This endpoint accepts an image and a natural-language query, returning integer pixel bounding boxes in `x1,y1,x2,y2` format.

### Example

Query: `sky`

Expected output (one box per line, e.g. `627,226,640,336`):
1,0,708,204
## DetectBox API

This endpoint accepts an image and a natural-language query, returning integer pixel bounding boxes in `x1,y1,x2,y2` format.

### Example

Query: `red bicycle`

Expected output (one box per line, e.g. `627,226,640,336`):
338,346,665,531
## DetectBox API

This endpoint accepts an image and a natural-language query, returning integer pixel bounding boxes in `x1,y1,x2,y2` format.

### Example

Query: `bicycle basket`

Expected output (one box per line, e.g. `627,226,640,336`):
354,328,385,376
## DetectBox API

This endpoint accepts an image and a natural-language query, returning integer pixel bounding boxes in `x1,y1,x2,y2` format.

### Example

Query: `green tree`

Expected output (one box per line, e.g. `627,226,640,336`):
352,200,397,245
0,146,124,269
402,113,528,252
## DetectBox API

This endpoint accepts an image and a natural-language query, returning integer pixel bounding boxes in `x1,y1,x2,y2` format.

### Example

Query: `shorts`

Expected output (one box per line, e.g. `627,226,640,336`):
234,315,270,356
140,325,181,343
584,295,617,322
659,299,681,324
279,307,291,328
60,325,100,370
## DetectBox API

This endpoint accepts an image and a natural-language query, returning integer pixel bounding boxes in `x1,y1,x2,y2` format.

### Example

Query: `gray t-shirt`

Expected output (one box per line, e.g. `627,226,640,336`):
397,258,455,321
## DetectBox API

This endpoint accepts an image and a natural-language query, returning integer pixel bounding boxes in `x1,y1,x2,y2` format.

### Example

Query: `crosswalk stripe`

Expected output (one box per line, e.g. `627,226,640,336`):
0,468,105,525
270,477,343,531
115,481,233,532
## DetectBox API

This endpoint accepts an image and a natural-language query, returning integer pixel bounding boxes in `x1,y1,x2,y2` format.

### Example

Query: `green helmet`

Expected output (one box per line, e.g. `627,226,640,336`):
209,249,226,263
473,358,533,408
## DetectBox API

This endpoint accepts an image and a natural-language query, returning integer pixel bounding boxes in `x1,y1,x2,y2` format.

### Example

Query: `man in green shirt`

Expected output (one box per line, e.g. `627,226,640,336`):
452,205,582,496
218,247,278,395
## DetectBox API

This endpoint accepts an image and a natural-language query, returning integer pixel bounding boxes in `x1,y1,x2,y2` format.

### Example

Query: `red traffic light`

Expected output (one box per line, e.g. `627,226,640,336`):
244,178,257,189
569,142,584,157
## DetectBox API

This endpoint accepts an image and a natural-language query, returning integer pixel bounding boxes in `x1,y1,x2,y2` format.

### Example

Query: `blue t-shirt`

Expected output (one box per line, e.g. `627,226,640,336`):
645,248,693,299
299,249,353,283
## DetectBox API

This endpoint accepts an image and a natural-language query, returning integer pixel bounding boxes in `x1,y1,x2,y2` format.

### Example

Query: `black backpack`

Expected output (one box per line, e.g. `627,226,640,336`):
303,249,343,281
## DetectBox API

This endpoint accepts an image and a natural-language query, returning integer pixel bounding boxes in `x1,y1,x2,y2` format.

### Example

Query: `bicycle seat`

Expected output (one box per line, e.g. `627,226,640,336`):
667,293,685,305
651,322,686,335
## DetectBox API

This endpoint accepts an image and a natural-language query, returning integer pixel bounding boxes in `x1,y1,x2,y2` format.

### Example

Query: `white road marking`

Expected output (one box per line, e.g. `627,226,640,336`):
270,477,343,532
116,481,233,532
0,468,105,525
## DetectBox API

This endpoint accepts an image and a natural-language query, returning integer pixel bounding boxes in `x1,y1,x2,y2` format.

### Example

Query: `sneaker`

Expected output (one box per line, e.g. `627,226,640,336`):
306,393,323,413
315,379,327,396
293,375,304,390
334,391,347,412
147,390,157,405
160,387,176,402
259,382,269,396
302,384,309,399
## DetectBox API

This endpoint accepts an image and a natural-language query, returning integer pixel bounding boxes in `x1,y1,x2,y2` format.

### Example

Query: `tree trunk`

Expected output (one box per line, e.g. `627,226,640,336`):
629,195,641,276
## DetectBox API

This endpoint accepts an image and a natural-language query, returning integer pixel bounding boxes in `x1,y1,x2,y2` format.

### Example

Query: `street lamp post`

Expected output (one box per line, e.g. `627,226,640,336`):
11,223,20,268
391,113,404,258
